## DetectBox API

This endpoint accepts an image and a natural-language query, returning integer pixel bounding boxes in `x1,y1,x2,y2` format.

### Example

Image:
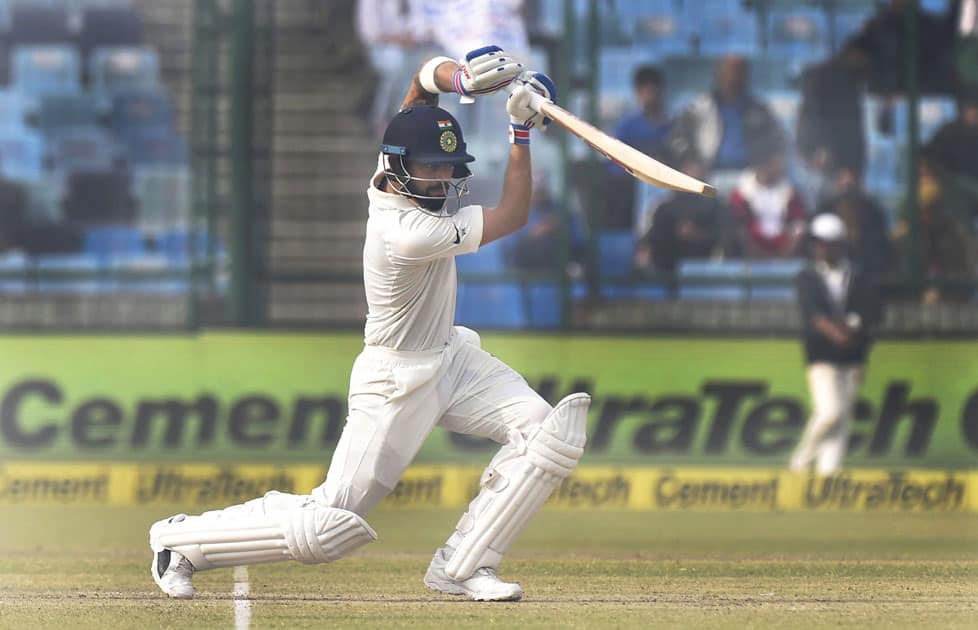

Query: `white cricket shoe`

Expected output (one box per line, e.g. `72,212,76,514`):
151,548,196,599
423,548,523,602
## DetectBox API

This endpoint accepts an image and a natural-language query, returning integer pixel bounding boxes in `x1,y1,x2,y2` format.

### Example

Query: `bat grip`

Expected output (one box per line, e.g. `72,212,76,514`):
502,81,550,114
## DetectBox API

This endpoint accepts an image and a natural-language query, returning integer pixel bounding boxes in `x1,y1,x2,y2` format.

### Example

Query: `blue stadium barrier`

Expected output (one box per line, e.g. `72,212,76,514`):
747,258,804,278
456,238,506,274
0,126,45,182
106,253,187,294
522,282,561,328
678,259,748,301
456,282,527,329
83,225,145,259
679,285,746,301
11,45,81,97
157,229,221,267
600,283,669,300
598,230,635,278
35,253,106,293
90,46,161,95
0,252,27,293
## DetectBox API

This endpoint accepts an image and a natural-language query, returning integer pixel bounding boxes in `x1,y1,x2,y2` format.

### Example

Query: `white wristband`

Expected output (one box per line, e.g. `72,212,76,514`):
419,56,456,94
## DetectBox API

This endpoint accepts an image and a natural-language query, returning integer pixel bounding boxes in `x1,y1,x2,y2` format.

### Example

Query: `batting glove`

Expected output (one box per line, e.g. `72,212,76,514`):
507,71,557,143
453,45,524,98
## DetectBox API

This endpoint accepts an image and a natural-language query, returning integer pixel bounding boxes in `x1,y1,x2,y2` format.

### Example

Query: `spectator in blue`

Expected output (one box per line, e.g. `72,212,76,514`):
603,65,671,230
667,55,781,193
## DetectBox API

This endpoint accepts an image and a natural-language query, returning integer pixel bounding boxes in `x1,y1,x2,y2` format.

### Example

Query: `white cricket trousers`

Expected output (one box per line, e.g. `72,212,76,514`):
790,363,864,475
311,326,553,515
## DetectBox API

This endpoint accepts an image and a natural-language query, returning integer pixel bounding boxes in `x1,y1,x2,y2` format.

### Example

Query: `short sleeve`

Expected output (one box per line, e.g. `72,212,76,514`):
387,204,484,264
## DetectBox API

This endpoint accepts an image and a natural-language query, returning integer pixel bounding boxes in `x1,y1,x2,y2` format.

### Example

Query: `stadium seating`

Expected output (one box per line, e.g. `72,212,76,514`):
89,46,160,95
521,282,563,328
456,282,527,328
747,258,803,302
34,252,106,293
109,91,174,134
678,259,748,301
629,0,690,57
118,126,187,166
765,7,829,62
0,251,27,293
36,93,101,137
597,230,635,278
47,126,124,173
77,6,144,64
0,126,44,182
83,225,145,259
455,238,506,274
8,5,71,48
11,45,81,97
0,89,29,128
686,0,758,56
132,165,190,232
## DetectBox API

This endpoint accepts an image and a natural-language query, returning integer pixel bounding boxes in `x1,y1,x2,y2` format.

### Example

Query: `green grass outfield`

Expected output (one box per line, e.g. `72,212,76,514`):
1,506,976,629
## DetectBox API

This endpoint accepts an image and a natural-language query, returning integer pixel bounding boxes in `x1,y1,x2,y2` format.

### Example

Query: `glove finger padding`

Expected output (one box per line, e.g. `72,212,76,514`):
455,45,524,97
507,85,538,129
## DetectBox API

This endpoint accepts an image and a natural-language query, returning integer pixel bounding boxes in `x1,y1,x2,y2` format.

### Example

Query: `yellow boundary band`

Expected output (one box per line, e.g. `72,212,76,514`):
1,463,974,512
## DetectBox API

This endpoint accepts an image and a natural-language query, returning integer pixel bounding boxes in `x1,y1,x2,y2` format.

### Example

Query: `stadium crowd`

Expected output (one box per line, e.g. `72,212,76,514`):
358,0,978,306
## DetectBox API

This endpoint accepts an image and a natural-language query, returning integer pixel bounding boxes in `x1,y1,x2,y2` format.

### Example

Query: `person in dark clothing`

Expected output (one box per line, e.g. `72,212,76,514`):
846,0,956,94
893,156,978,303
790,213,882,475
796,49,870,194
603,65,672,230
924,87,978,183
634,153,726,276
667,55,783,176
0,175,28,252
815,165,891,280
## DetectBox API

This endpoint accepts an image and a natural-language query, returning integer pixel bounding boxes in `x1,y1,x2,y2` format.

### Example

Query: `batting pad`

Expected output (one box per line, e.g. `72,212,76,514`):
445,393,590,580
149,491,377,571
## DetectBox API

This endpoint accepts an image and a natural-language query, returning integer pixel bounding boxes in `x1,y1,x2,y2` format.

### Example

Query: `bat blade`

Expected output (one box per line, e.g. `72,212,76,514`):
538,100,716,197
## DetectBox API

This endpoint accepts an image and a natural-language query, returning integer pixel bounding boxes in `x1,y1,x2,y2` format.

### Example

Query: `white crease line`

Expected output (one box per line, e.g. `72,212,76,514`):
233,566,251,630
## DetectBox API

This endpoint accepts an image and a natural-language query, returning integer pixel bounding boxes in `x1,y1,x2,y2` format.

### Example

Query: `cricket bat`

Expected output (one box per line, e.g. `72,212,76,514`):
500,86,717,198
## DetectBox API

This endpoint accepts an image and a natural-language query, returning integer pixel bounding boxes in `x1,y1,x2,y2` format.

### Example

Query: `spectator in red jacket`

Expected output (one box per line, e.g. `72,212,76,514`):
729,135,806,258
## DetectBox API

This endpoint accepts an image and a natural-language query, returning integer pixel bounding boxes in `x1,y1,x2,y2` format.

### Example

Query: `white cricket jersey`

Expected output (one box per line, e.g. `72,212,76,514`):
362,165,484,351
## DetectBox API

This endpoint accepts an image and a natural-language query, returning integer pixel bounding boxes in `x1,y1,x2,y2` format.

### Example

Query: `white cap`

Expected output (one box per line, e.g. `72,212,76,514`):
810,213,847,242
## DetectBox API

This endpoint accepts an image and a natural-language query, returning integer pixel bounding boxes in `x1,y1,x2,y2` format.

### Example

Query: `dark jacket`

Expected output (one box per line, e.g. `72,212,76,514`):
796,263,882,365
796,57,866,174
667,91,781,173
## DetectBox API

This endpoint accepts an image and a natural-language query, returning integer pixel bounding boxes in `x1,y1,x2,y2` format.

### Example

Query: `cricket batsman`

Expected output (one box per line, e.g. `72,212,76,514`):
149,45,590,602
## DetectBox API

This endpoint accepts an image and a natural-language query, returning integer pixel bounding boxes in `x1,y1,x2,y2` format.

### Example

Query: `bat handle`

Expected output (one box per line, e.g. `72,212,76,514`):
502,81,550,114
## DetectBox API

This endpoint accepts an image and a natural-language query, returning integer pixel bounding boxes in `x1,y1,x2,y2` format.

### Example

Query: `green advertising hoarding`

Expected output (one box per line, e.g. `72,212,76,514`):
0,333,976,468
